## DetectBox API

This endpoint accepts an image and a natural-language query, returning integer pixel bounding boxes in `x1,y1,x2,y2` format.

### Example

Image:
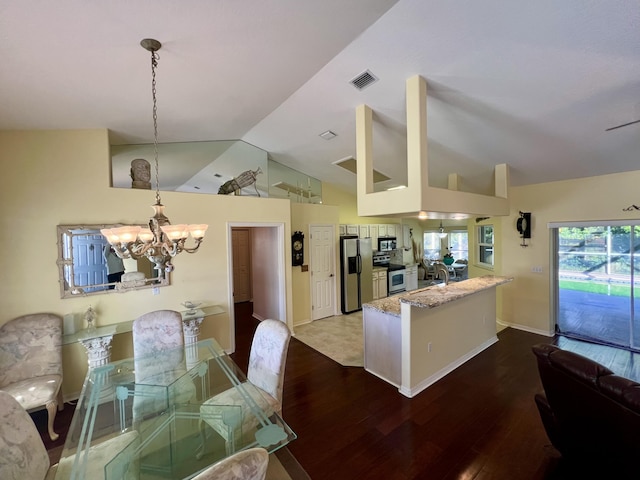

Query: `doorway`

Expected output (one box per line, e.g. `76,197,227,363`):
231,228,252,303
228,223,286,353
309,224,336,320
553,222,640,351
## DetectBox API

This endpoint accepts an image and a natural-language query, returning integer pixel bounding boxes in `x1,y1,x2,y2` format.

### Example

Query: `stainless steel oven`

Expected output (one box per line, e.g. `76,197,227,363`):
388,264,406,294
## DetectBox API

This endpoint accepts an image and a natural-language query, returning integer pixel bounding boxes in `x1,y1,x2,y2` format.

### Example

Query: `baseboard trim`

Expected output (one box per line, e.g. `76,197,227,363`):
498,320,553,337
399,336,499,398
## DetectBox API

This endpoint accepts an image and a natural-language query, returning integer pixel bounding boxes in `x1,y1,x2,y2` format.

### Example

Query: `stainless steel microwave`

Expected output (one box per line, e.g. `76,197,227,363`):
378,237,397,252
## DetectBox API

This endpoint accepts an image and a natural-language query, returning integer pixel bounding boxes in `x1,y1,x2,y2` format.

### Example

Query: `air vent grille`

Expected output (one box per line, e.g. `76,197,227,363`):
350,70,378,90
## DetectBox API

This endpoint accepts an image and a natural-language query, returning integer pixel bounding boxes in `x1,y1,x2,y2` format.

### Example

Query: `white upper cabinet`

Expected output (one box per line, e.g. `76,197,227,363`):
358,224,370,238
369,225,379,249
345,224,359,236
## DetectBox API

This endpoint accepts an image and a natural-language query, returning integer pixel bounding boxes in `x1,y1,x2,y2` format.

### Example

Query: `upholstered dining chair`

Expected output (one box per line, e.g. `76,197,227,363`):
132,309,185,357
131,309,194,424
200,319,291,455
0,313,63,441
192,447,269,480
0,390,139,480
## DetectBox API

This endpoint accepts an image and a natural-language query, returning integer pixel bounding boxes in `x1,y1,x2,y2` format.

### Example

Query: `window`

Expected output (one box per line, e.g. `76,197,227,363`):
423,232,442,260
477,225,494,267
449,230,468,261
424,230,469,261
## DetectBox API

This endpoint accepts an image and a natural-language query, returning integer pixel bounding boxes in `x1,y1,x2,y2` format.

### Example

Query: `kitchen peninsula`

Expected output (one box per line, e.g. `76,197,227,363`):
363,276,512,398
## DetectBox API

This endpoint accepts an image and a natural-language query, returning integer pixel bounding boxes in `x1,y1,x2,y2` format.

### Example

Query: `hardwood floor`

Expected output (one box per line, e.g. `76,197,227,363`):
35,302,637,479
232,302,593,480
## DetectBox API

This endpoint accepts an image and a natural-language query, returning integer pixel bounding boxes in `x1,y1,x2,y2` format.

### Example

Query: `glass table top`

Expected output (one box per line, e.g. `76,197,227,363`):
55,338,296,479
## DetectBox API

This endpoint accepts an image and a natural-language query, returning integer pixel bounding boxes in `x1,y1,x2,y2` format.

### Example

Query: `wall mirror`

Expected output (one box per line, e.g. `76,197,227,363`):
57,224,169,299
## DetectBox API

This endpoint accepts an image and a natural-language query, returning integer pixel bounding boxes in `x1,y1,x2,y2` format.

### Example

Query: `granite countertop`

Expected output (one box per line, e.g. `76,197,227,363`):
363,275,513,317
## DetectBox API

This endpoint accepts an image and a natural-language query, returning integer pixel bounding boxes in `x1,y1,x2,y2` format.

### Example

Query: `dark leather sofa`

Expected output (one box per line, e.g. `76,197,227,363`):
532,344,640,473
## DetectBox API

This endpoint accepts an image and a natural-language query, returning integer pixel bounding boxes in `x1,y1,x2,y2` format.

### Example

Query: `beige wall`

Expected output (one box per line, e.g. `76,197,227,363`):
4,129,640,397
0,129,294,398
290,202,339,326
500,170,640,335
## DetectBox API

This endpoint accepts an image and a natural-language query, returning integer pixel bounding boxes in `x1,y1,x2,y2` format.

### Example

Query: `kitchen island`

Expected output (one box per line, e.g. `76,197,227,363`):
363,275,512,397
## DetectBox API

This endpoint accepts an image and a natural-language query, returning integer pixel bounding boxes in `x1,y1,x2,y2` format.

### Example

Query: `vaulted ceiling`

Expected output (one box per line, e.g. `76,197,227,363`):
2,1,639,195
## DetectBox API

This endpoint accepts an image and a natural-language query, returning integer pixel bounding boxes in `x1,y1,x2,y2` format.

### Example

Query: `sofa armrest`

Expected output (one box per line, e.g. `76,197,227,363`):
534,392,564,454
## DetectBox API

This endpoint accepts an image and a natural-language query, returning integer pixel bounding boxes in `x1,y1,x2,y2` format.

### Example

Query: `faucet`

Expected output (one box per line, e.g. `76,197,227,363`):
435,263,449,285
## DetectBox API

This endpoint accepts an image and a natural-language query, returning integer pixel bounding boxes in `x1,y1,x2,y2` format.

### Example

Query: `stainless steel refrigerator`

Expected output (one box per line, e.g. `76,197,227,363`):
340,236,373,314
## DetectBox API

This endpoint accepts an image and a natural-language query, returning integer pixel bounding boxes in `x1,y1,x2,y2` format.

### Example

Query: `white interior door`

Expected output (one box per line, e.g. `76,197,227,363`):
232,228,252,303
310,225,336,320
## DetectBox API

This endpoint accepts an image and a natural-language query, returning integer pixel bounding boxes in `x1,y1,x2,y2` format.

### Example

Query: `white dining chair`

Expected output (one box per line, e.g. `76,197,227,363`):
131,310,194,424
0,313,63,441
192,447,269,480
0,390,139,480
200,319,291,455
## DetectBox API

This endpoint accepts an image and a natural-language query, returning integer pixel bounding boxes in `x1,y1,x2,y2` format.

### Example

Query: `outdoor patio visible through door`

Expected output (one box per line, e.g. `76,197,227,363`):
553,222,640,351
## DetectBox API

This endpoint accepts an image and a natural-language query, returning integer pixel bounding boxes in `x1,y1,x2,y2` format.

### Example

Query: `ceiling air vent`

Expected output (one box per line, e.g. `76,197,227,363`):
350,70,378,91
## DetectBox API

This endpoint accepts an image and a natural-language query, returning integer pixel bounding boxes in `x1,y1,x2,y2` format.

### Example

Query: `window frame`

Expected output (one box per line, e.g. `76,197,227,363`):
449,229,469,261
476,225,494,269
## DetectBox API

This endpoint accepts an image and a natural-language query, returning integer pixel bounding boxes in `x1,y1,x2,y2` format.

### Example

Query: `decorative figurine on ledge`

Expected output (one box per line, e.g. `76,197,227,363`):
84,305,97,333
218,167,263,196
130,158,152,190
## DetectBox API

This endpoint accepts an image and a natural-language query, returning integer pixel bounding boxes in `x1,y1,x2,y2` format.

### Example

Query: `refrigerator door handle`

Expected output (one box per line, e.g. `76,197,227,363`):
356,254,362,274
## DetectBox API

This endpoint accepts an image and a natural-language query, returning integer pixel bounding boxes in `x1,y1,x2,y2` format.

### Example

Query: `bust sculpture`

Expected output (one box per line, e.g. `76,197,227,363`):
130,158,151,189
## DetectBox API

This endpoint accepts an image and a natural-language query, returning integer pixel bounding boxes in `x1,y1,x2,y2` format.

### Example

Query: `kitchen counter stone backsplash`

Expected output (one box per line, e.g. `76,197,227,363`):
389,250,403,264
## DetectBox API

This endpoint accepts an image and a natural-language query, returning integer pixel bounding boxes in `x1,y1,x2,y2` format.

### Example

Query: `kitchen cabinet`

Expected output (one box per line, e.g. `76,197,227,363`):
378,224,392,237
405,264,418,291
385,224,397,238
358,224,370,239
339,224,346,236
370,225,379,249
372,268,388,300
346,224,359,236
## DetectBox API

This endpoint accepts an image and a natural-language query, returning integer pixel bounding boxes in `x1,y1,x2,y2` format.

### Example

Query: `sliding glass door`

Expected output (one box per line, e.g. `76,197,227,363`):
554,223,640,351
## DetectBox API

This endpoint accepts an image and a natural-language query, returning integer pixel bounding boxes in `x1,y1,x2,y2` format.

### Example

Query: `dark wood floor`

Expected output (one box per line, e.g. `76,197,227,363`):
36,302,634,479
232,302,593,480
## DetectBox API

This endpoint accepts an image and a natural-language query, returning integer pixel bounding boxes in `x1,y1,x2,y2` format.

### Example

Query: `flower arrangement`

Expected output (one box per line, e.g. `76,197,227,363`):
442,249,454,265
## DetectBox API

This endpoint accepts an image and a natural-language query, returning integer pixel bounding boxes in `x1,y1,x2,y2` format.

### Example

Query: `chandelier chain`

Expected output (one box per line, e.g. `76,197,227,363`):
150,49,161,205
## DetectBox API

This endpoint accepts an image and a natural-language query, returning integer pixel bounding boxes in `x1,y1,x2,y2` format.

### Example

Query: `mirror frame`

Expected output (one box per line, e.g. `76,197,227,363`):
56,224,170,299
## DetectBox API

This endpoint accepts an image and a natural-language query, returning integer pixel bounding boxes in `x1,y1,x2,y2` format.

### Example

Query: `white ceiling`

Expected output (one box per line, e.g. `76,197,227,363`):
2,0,639,196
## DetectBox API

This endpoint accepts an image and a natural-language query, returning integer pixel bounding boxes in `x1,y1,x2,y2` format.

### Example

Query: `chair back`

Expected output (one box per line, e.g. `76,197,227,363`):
192,447,269,480
247,319,291,407
0,390,50,480
0,313,62,387
132,309,184,358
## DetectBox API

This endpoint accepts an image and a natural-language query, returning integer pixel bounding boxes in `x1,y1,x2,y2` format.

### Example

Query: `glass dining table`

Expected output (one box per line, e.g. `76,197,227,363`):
54,338,296,480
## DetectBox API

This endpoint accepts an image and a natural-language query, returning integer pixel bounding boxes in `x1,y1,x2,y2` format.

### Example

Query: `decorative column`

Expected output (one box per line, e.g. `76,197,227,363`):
79,334,114,368
182,314,204,369
182,316,204,345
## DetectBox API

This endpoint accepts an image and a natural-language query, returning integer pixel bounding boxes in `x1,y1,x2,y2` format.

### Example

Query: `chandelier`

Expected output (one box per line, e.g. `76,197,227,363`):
438,221,448,238
101,39,208,277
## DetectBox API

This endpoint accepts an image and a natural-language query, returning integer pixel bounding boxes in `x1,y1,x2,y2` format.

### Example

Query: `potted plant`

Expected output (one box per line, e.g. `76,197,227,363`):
443,249,455,265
